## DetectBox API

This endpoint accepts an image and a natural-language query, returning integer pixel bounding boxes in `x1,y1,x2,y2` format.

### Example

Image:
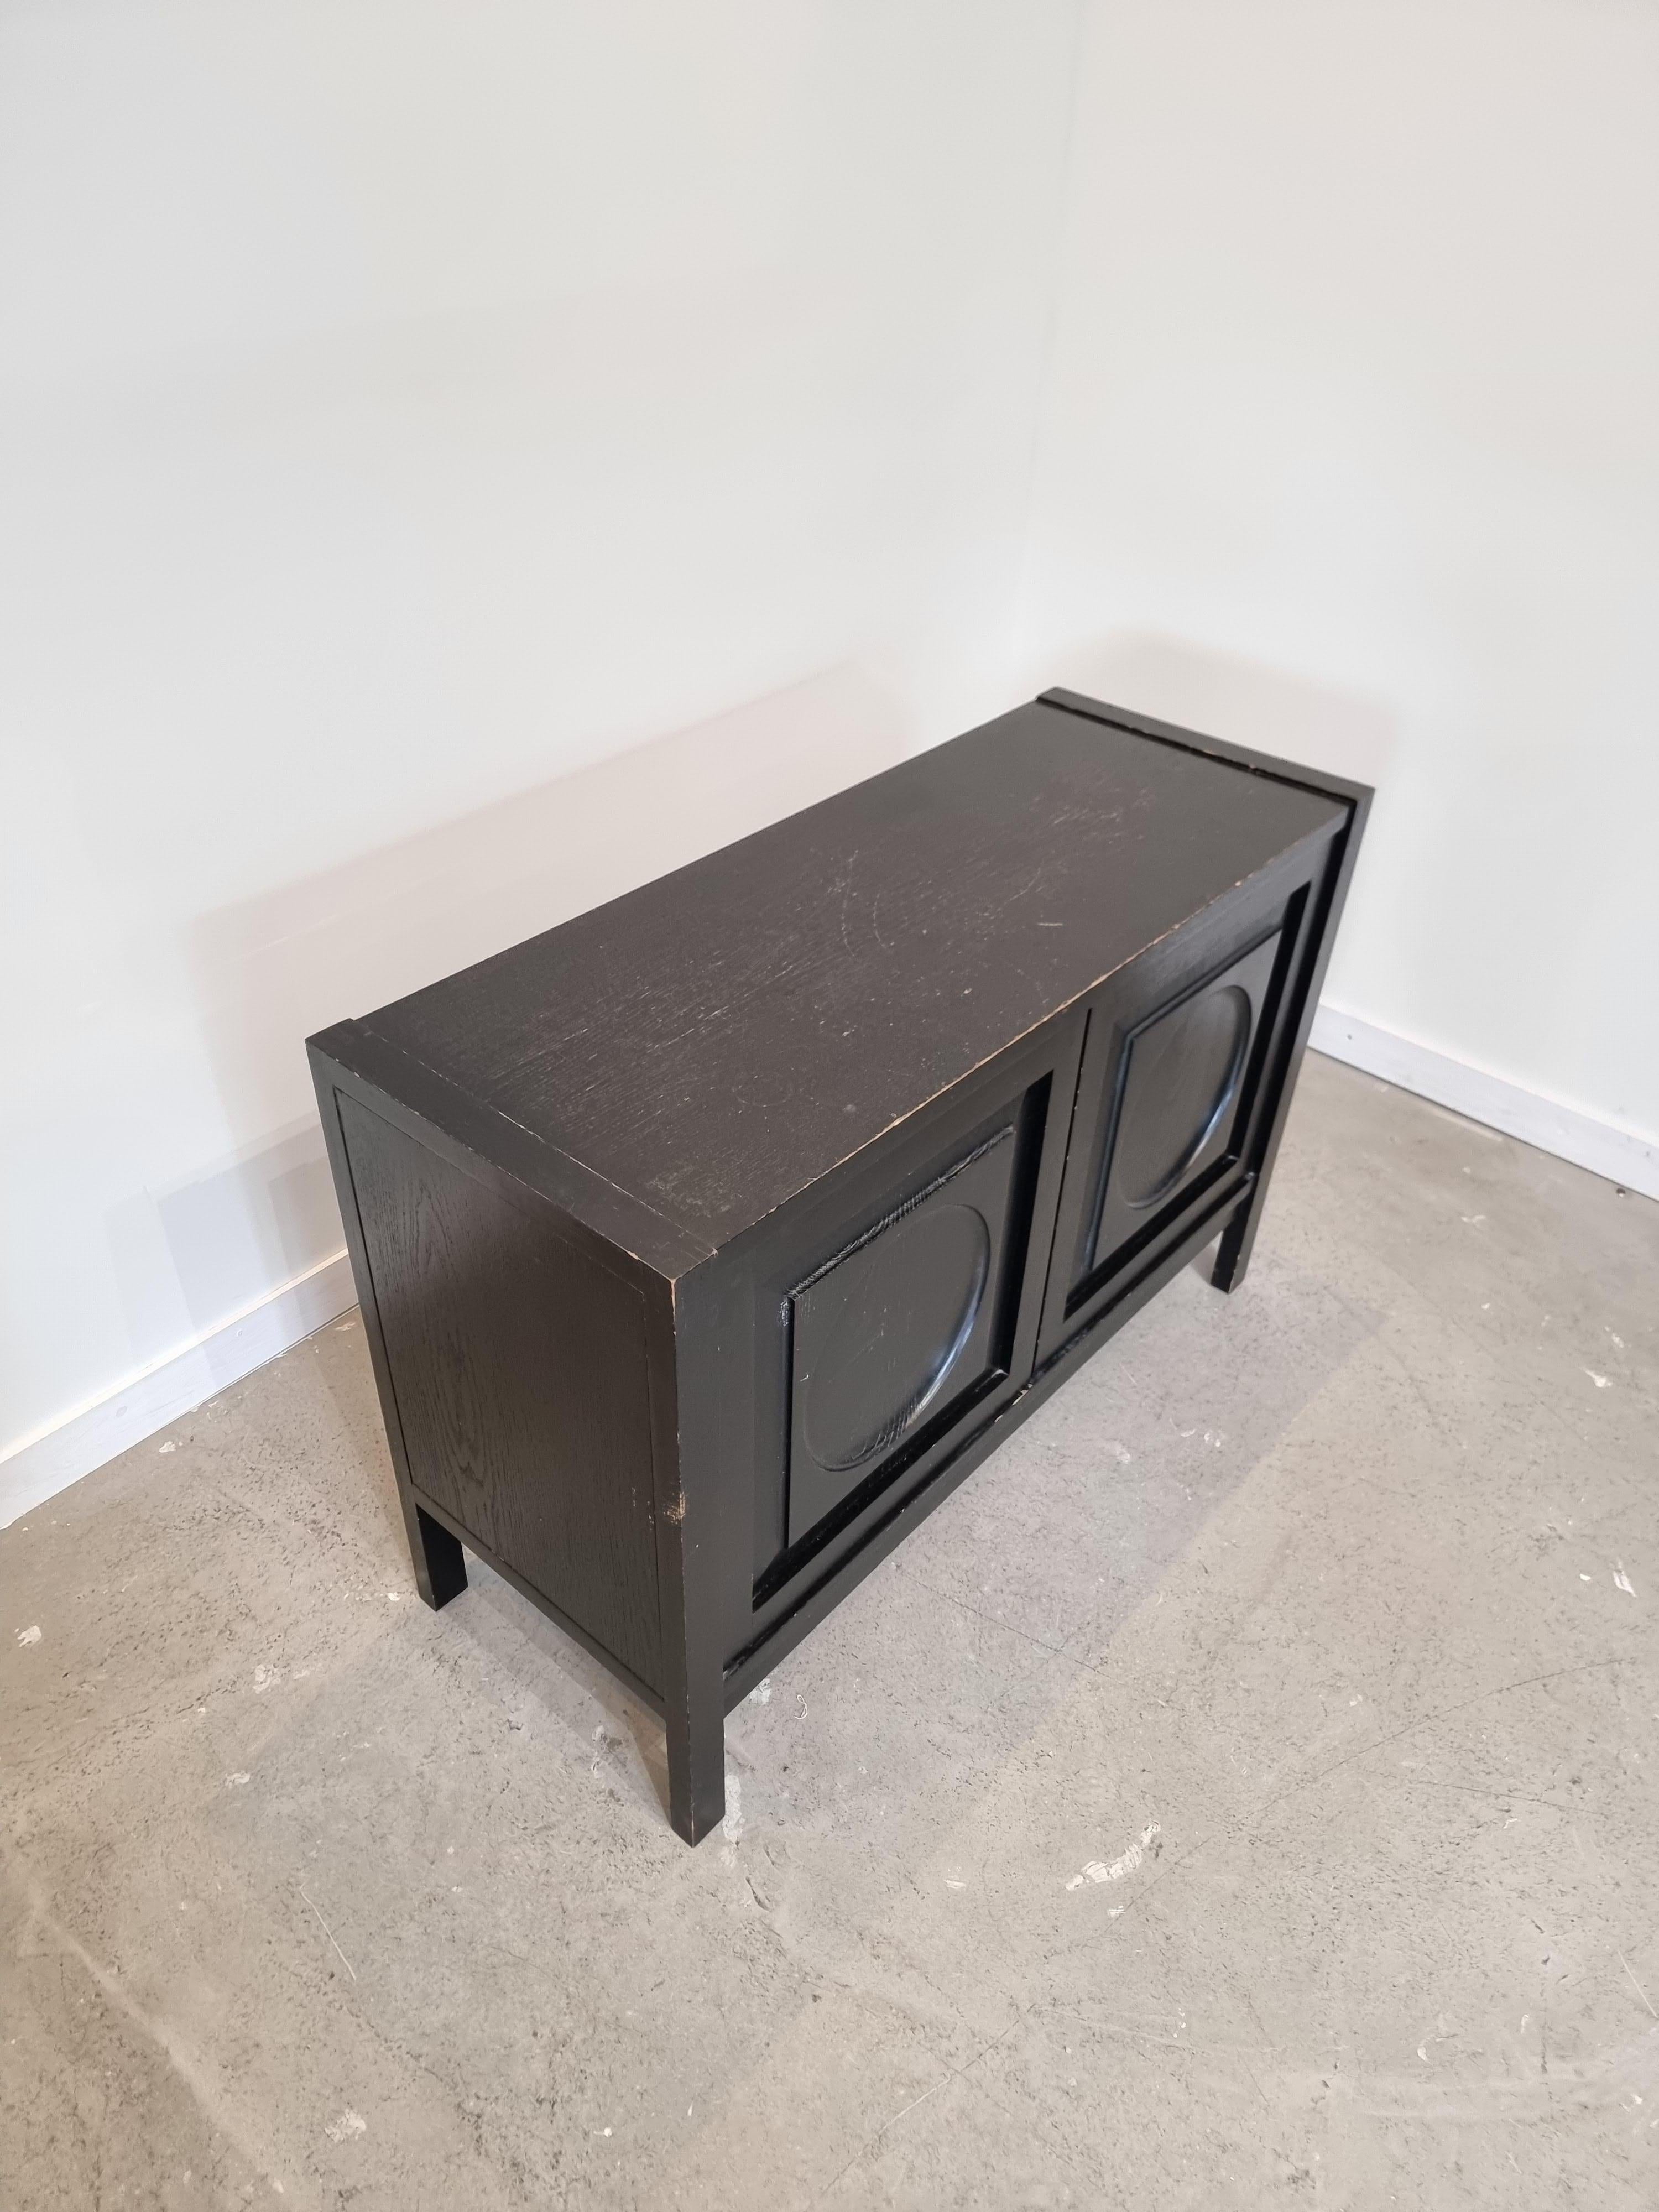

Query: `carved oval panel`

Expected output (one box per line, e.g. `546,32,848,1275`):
1116,982,1252,1211
800,1202,992,1473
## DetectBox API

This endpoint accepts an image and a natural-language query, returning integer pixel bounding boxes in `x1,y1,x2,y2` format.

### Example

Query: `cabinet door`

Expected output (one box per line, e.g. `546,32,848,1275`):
1037,861,1322,1362
733,1015,1083,1615
786,1120,1022,1548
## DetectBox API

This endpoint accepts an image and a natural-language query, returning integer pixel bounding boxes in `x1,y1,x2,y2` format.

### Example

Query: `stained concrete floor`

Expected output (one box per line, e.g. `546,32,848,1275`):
3,1055,1657,2212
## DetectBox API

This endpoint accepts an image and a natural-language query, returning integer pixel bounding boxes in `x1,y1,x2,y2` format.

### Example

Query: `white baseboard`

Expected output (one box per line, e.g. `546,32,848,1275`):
4,1003,1653,1532
0,1250,356,1529
1310,1003,1659,1201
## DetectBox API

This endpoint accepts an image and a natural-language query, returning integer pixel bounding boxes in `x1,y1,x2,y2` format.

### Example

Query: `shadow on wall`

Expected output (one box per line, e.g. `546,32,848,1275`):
105,1125,346,1368
111,666,919,1353
1038,630,1398,796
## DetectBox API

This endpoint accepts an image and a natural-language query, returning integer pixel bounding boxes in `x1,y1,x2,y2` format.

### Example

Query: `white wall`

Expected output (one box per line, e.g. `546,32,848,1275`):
0,0,1082,1506
1016,0,1659,1159
8,0,1657,1515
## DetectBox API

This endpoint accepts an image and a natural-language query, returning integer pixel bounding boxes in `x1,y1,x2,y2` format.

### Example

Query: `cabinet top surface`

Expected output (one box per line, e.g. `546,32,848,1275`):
346,697,1349,1255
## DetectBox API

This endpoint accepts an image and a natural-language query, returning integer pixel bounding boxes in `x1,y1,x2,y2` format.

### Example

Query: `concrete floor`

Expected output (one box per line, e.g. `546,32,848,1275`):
3,1056,1657,2212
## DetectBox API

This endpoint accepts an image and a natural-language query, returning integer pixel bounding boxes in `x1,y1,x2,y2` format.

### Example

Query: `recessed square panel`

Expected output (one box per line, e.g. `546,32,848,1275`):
1088,928,1283,1280
786,1126,1020,1549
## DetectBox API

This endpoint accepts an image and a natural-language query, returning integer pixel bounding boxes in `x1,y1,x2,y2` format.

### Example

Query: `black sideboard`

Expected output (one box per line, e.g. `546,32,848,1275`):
309,689,1369,1841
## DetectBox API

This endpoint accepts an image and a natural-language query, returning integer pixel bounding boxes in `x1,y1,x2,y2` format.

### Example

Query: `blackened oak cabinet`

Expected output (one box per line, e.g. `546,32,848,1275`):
308,690,1369,1841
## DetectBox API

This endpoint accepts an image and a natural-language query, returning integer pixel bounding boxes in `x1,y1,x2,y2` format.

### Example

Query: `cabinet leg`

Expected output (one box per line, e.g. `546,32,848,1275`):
406,1501,467,1610
666,1691,728,1846
1209,1203,1256,1294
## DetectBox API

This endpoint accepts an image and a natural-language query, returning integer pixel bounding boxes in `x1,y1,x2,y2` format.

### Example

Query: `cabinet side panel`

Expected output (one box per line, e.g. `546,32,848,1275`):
336,1093,663,1691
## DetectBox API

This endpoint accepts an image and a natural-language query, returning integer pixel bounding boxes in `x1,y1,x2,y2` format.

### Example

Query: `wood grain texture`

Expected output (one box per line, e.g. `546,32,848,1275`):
361,699,1344,1253
337,1094,664,1691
